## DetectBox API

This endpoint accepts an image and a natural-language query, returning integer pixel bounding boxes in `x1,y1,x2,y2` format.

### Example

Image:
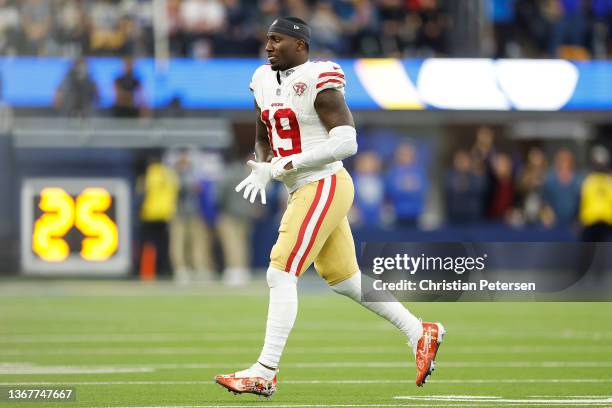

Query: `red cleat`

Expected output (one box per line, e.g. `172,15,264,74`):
214,373,277,398
415,322,445,386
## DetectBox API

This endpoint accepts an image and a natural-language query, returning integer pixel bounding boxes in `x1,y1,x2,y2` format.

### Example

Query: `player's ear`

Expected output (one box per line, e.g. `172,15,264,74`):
296,39,307,52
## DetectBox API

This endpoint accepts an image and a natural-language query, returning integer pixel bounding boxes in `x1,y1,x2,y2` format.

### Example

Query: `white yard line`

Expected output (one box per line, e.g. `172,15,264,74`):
528,396,612,398
2,361,612,375
134,361,612,369
91,403,612,408
91,405,612,408
2,345,611,356
1,379,612,385
395,396,612,404
1,331,611,343
0,334,262,343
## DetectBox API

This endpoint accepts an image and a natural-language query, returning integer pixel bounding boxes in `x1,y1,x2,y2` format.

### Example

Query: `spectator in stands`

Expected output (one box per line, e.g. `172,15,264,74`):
19,0,54,55
310,0,345,56
352,151,385,226
180,0,226,58
445,149,485,224
488,152,515,221
166,0,187,56
385,141,427,227
579,145,612,242
515,0,552,57
348,0,381,57
116,15,143,56
549,0,589,57
377,0,408,57
216,152,257,286
414,0,449,56
138,153,178,278
169,149,211,284
592,0,612,58
0,0,20,56
5,0,611,59
542,147,583,227
254,0,283,46
285,0,310,20
214,0,259,56
471,126,497,215
54,0,88,57
54,58,99,118
112,57,144,118
488,0,518,58
515,146,548,225
196,151,223,277
125,0,154,54
88,0,124,55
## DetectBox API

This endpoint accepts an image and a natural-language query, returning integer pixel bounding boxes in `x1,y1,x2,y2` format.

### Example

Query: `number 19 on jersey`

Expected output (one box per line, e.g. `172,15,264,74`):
261,108,302,157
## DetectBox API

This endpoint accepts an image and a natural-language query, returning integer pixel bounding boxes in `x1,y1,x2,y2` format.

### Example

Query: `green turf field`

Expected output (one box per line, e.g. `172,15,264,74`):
1,280,611,407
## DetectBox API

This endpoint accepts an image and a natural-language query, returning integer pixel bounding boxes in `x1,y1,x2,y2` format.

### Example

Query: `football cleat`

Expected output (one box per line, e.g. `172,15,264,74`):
415,322,445,386
214,373,277,397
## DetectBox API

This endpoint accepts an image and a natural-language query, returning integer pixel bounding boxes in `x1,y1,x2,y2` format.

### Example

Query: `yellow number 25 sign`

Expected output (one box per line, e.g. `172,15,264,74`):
33,187,117,262
21,179,131,276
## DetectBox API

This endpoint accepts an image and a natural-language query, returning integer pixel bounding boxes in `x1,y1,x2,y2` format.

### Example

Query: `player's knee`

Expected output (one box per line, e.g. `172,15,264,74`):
329,270,361,300
266,266,297,289
323,272,344,287
322,268,358,287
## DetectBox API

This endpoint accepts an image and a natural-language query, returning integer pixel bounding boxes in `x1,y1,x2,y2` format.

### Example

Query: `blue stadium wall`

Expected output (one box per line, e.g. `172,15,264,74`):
2,57,612,111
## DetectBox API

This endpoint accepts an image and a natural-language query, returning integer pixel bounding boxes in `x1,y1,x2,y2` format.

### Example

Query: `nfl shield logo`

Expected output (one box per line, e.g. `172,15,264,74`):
293,82,307,96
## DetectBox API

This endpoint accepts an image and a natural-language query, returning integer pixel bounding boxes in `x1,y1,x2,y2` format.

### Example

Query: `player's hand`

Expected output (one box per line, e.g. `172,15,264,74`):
270,156,297,180
235,160,272,204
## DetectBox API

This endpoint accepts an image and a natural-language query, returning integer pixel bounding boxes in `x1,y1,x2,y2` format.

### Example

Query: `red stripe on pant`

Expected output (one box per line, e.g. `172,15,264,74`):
295,174,337,277
284,179,324,273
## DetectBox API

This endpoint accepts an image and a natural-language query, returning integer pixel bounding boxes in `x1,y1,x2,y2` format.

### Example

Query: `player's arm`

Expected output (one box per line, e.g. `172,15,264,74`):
315,88,355,131
286,89,357,171
254,102,274,163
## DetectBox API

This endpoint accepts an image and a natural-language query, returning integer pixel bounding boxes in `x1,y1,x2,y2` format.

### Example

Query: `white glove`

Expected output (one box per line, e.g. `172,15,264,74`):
270,156,297,180
234,160,272,204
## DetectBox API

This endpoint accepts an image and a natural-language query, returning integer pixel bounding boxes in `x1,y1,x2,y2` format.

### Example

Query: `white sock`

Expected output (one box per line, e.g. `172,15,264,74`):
235,362,276,380
256,267,298,375
331,272,423,354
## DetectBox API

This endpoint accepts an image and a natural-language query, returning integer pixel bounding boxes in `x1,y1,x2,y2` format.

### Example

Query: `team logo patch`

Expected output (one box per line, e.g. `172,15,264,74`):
293,82,307,96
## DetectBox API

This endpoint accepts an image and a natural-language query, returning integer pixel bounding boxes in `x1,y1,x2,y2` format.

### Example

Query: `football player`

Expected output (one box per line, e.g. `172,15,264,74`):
215,17,444,398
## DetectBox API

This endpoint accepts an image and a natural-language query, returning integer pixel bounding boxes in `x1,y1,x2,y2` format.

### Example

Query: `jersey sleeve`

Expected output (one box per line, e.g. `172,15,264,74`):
313,61,346,95
249,64,268,107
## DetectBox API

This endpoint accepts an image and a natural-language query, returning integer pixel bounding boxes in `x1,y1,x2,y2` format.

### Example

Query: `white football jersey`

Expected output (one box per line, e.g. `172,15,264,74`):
250,60,346,193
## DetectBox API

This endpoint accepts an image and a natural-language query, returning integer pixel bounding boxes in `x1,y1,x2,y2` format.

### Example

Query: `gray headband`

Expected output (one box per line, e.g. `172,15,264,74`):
268,18,311,44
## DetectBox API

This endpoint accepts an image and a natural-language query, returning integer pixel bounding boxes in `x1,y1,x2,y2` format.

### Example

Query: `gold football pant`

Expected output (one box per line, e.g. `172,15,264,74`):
270,168,359,285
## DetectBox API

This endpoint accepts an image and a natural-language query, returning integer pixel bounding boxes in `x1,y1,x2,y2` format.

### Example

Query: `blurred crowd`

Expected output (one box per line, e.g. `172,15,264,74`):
1,0,611,59
351,126,611,239
491,0,612,59
134,129,611,284
136,148,285,285
442,127,607,233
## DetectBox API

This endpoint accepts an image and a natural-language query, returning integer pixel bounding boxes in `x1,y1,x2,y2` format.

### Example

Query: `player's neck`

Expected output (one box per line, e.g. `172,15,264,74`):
280,60,308,77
